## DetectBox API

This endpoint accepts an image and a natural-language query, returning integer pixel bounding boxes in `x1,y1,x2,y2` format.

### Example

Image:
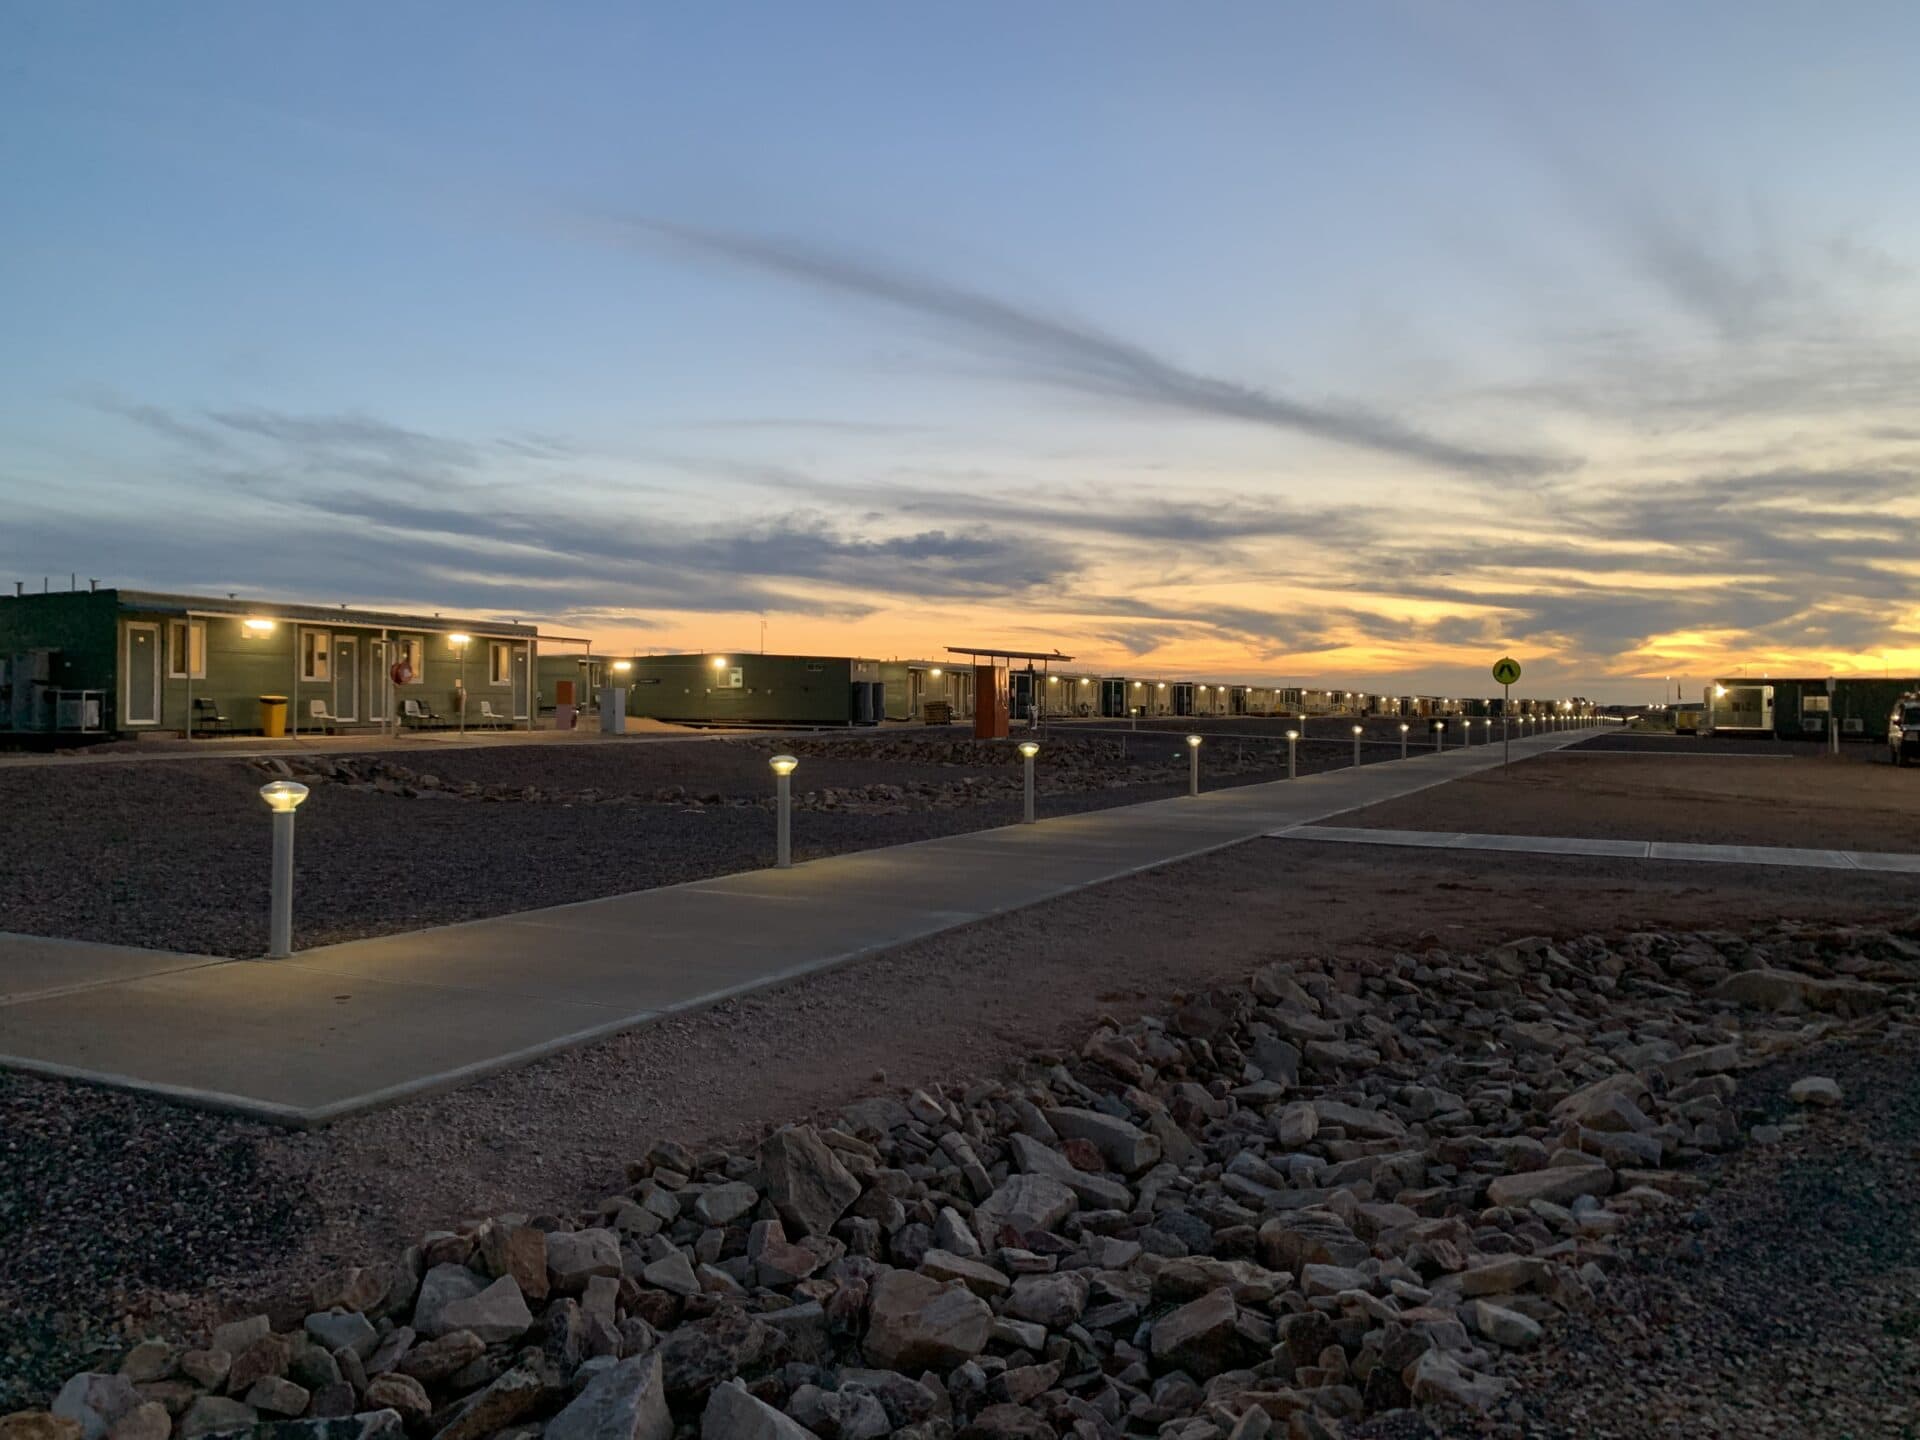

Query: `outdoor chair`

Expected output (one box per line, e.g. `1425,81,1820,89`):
401,697,443,729
307,698,341,734
191,696,231,734
476,700,511,728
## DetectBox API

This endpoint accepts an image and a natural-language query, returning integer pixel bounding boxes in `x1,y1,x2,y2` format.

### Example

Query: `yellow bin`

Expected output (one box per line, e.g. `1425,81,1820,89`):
258,695,289,738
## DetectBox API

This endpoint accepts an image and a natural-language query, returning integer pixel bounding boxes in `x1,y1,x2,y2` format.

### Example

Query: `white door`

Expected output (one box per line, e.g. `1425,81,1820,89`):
511,645,529,721
368,640,388,725
334,635,358,722
124,623,160,726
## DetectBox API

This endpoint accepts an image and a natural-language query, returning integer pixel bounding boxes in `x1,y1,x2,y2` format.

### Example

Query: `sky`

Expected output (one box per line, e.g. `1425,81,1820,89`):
3,2,1919,703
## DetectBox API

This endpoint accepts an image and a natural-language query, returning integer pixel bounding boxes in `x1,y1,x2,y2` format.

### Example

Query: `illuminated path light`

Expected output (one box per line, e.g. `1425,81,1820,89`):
1018,740,1039,824
769,754,798,868
1286,728,1299,780
1399,722,1410,760
1186,733,1203,795
259,780,309,959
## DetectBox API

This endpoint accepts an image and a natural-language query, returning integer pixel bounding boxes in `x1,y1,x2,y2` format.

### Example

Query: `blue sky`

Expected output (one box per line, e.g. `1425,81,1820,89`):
4,1,1919,700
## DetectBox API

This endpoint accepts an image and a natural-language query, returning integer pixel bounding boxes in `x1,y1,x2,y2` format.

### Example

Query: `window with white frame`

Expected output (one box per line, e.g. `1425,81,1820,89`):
301,629,331,682
398,635,425,682
489,641,512,685
167,620,206,679
1802,695,1831,713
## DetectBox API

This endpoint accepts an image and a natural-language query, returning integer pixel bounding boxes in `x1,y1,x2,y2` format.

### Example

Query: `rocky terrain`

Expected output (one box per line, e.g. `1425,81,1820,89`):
6,918,1914,1439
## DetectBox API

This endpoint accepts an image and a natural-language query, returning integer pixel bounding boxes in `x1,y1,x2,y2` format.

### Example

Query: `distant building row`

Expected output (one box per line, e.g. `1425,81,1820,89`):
0,585,1590,739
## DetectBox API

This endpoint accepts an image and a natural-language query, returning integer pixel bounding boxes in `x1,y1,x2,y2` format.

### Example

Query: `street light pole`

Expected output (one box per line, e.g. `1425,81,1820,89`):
450,633,471,736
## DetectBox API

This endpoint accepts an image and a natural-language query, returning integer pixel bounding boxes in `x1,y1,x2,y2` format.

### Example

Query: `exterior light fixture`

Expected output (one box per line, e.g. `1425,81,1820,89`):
931,667,943,677
1018,740,1040,822
1398,722,1410,760
1185,733,1202,795
448,633,471,647
1285,728,1299,779
1352,724,1363,767
713,656,729,669
769,755,798,867
259,780,309,814
243,618,276,636
612,659,633,673
1047,675,1058,684
258,780,309,959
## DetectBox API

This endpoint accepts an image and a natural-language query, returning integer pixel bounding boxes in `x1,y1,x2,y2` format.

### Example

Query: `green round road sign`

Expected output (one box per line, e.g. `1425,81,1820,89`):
1492,656,1522,685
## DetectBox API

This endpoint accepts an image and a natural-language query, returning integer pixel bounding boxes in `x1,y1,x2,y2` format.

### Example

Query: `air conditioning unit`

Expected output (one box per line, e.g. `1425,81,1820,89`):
56,693,102,731
1843,717,1865,735
1802,715,1826,732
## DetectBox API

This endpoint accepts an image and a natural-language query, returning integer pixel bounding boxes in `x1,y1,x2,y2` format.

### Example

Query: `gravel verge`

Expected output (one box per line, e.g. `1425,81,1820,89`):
0,730,1409,958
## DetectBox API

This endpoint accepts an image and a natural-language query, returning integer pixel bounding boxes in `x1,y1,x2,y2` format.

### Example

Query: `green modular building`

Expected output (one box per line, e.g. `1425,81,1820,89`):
1707,675,1919,742
612,652,885,726
1,587,549,738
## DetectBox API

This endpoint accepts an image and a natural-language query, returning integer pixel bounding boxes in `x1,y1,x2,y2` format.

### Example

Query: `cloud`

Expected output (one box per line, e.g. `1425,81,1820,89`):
585,216,1573,481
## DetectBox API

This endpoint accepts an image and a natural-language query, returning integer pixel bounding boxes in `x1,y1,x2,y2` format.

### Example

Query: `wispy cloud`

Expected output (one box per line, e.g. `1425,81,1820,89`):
585,216,1574,481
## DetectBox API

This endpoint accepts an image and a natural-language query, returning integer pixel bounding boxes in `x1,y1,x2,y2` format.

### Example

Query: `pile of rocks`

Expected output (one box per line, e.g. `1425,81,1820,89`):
11,921,1915,1440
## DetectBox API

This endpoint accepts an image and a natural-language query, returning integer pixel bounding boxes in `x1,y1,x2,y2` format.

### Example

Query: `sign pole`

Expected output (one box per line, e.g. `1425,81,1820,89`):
1503,682,1510,766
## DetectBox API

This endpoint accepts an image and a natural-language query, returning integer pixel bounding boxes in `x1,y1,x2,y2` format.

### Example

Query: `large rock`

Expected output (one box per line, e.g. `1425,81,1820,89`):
176,1397,256,1440
410,1265,483,1337
0,1417,82,1440
1486,1164,1614,1208
1258,1211,1367,1271
919,1249,1012,1298
1468,1300,1543,1349
1004,1271,1089,1329
971,1174,1076,1246
1707,969,1885,1013
434,1363,555,1440
546,1229,622,1293
702,1381,820,1440
1311,1099,1405,1140
546,1352,672,1440
1405,1349,1508,1412
1148,1286,1242,1378
1043,1107,1161,1174
659,1307,782,1402
434,1276,532,1344
759,1127,861,1239
863,1270,993,1372
51,1375,142,1440
1006,1133,1132,1210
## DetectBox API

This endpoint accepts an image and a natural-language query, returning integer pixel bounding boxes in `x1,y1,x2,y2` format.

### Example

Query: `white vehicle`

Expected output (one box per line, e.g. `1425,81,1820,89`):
1890,693,1920,767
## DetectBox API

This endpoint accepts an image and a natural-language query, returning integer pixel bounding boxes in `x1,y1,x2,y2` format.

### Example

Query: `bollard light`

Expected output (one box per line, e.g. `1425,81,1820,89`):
1352,724,1363,767
1017,740,1040,824
1186,733,1203,795
1285,728,1299,780
1399,722,1409,760
769,755,798,867
259,780,309,958
1434,721,1445,752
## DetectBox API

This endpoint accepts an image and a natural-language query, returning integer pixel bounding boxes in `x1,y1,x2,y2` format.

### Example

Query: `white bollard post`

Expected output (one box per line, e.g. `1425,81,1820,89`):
1018,740,1039,823
1186,733,1203,795
1352,724,1363,768
1286,728,1298,779
769,755,798,867
259,780,309,959
1399,722,1409,760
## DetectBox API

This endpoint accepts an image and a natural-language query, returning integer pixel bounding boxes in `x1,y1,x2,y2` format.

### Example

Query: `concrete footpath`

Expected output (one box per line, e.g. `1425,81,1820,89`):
1273,824,1920,871
0,727,1592,1125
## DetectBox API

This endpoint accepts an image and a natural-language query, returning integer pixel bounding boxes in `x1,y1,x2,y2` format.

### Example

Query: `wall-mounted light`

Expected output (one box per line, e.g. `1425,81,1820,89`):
712,656,729,669
448,632,471,649
930,667,942,677
243,618,276,636
612,659,633,673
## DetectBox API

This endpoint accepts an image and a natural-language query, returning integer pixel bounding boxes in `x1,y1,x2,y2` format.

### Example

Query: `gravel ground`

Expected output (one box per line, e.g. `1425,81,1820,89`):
1499,1034,1920,1438
1335,748,1920,853
3,838,1917,1411
0,729,1409,957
